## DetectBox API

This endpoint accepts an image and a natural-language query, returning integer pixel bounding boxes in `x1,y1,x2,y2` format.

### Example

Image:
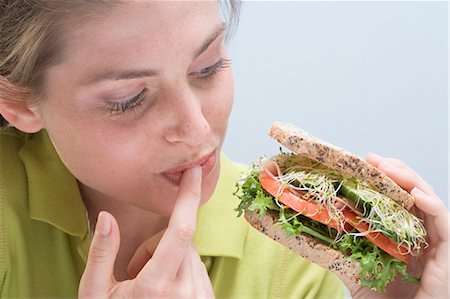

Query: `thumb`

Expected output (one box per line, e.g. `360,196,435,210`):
79,211,120,298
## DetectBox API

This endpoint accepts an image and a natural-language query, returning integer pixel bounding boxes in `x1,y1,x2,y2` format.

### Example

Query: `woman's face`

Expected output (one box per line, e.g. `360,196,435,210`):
37,1,233,215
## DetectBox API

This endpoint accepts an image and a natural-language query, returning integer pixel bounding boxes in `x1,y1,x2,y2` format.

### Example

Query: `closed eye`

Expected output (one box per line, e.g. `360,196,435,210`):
192,58,231,81
106,89,146,115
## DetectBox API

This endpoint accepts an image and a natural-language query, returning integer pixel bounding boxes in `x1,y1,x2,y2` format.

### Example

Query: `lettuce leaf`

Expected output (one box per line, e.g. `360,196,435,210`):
234,167,265,217
338,234,419,292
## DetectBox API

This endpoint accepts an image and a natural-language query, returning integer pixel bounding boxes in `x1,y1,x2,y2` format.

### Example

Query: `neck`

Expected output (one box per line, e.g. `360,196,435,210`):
78,182,169,281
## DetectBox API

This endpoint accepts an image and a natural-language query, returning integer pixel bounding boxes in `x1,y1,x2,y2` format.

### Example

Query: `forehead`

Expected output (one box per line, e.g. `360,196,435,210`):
56,1,222,71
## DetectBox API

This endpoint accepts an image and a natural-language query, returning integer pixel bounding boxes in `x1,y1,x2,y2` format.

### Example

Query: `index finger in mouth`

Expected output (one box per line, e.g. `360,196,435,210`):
139,166,202,281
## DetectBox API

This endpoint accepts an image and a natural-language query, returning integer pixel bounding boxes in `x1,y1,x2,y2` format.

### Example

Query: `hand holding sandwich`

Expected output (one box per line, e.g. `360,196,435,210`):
344,153,449,299
236,122,449,298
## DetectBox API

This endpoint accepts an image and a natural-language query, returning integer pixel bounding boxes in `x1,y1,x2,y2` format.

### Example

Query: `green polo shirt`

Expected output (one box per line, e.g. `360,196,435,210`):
0,128,345,298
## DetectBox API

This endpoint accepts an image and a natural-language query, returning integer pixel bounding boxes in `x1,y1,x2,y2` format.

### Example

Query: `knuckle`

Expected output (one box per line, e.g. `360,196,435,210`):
175,224,195,243
88,246,110,263
137,279,172,296
186,189,201,199
393,158,406,165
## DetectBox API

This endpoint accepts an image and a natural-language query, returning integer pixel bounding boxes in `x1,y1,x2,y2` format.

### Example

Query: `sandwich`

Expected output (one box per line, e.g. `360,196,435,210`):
234,121,428,292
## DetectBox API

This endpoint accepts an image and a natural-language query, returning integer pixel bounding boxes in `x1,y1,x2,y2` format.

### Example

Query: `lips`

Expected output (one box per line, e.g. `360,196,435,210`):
161,150,218,185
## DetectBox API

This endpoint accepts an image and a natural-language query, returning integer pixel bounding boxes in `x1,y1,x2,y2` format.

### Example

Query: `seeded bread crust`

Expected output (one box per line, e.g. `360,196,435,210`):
245,210,361,284
269,121,415,210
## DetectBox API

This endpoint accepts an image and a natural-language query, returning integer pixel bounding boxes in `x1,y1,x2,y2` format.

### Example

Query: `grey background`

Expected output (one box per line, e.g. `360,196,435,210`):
223,1,448,204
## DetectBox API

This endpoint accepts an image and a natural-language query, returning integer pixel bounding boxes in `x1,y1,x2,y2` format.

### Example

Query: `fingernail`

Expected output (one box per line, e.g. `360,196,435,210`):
190,166,202,180
411,187,426,198
96,212,111,236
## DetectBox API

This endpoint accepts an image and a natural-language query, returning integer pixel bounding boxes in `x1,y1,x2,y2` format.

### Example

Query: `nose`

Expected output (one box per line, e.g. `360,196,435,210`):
163,86,211,147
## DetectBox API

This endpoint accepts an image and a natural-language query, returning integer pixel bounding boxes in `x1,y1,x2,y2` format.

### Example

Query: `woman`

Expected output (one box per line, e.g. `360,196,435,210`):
0,1,447,298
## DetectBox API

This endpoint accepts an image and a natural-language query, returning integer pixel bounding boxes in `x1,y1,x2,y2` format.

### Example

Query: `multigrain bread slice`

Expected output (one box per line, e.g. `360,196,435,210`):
245,210,362,284
269,121,415,210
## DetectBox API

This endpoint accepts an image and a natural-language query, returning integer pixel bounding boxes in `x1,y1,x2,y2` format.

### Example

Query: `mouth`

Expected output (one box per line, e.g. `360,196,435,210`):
161,149,218,185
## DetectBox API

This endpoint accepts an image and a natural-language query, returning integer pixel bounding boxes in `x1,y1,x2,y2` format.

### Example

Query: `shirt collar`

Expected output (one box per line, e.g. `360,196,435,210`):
18,130,89,240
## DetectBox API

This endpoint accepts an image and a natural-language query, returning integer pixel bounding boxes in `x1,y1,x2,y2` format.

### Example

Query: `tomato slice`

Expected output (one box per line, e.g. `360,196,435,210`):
342,210,410,264
259,170,342,230
259,166,410,264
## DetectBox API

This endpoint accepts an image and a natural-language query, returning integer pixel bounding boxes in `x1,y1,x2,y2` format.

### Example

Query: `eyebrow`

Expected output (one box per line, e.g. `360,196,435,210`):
193,23,226,59
81,23,226,86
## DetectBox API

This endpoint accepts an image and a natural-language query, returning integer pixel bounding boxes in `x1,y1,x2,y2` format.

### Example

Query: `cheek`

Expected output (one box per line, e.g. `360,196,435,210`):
206,70,234,129
40,97,148,193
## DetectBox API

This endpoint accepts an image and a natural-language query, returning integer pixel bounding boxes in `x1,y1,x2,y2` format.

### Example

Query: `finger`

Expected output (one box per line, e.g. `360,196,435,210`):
140,166,202,281
127,228,166,279
411,187,449,242
376,161,435,194
177,244,194,279
78,211,120,297
190,244,214,298
366,152,409,169
157,245,197,299
158,245,211,299
172,244,195,297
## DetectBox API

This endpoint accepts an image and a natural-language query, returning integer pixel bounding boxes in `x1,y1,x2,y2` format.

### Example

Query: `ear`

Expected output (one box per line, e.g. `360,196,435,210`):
0,77,44,133
0,100,44,133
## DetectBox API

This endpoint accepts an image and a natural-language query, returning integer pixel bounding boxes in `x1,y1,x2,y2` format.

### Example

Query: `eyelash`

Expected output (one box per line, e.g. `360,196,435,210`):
194,57,232,81
107,58,231,115
106,90,146,116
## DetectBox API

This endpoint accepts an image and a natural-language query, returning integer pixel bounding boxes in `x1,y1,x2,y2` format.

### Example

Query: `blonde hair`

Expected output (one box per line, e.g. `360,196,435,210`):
0,0,241,128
